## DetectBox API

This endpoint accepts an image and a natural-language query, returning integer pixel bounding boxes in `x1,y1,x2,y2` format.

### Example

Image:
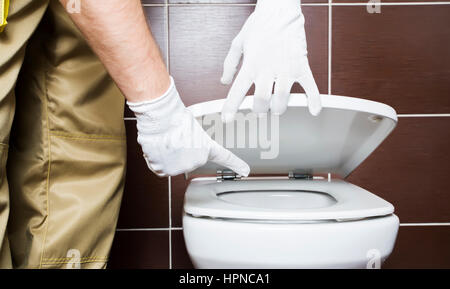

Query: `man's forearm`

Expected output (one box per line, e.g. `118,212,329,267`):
59,0,170,102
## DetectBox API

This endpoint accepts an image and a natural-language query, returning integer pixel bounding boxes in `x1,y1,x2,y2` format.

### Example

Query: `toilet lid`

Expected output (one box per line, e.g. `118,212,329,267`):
184,178,394,221
187,94,397,178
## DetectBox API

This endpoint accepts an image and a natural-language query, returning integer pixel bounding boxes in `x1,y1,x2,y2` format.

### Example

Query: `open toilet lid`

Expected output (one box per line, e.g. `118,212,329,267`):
187,94,397,178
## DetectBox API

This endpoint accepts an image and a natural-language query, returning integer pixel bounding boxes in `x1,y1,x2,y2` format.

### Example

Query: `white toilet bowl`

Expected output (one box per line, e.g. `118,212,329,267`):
183,94,400,269
183,178,399,269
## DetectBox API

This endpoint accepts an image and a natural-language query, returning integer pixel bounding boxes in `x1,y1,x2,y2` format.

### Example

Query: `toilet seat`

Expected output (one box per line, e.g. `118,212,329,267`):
184,178,394,222
184,94,398,222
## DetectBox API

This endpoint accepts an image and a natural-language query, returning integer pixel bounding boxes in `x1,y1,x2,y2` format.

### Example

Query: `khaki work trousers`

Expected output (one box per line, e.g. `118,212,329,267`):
0,0,127,268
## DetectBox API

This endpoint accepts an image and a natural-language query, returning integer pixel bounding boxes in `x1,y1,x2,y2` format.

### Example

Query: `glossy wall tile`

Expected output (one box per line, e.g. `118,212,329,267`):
109,231,170,269
384,226,450,269
125,6,167,117
117,122,169,229
332,6,450,113
348,117,450,223
142,0,165,4
171,175,189,228
171,230,195,269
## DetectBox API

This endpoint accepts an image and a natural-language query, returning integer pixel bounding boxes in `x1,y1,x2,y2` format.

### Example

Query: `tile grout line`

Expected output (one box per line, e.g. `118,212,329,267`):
168,177,173,269
164,0,173,269
398,114,450,117
165,1,171,75
142,2,450,7
126,114,450,121
328,0,332,95
116,227,183,232
116,223,450,231
400,223,450,227
127,114,450,120
331,2,450,6
165,0,173,270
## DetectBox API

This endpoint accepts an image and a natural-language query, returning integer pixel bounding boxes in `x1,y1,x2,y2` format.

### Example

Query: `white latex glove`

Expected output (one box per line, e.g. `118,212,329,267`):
128,77,250,177
221,0,322,122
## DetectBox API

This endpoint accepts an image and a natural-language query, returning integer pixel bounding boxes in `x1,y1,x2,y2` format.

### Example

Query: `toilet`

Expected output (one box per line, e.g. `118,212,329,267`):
182,94,400,269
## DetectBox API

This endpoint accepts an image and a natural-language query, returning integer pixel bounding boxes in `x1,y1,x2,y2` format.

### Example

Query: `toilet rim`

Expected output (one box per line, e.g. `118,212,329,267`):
183,213,385,224
183,178,395,222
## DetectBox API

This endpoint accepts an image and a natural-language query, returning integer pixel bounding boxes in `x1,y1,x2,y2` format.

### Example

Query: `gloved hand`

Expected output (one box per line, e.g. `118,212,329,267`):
128,77,250,177
221,0,322,122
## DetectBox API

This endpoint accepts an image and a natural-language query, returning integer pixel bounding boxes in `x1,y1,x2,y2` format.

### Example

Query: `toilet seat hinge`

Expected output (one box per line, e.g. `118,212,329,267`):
288,172,313,180
216,170,241,182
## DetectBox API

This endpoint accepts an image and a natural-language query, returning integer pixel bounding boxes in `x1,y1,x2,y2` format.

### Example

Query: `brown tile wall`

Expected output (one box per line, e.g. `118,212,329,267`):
109,1,450,269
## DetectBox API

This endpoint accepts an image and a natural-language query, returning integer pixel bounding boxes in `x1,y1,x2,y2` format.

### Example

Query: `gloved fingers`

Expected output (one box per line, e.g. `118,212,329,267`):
221,71,253,123
221,34,244,85
297,67,322,116
271,78,295,115
208,141,250,177
253,78,274,115
142,155,168,177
